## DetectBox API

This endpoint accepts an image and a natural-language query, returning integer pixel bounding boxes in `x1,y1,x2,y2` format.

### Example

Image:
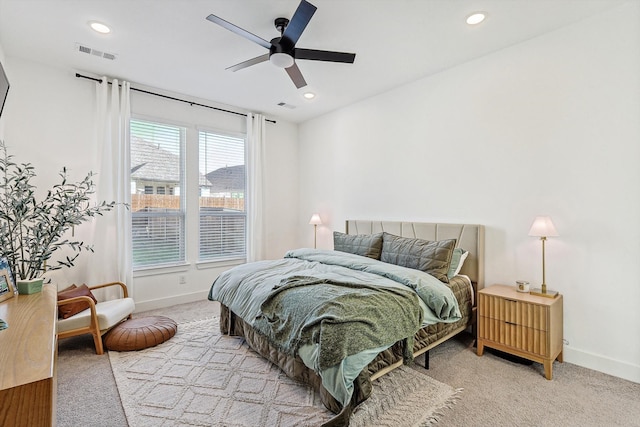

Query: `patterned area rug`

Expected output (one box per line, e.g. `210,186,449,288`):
109,318,460,427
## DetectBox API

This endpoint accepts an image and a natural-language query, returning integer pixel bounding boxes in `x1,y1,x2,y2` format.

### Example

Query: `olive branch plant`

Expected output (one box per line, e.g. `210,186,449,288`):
0,140,117,283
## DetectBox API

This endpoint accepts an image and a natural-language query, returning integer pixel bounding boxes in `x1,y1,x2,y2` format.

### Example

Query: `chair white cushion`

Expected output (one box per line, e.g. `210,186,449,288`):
57,298,135,334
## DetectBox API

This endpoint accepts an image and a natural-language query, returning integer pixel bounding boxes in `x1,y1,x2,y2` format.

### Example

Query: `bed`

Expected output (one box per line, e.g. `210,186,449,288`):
208,220,484,426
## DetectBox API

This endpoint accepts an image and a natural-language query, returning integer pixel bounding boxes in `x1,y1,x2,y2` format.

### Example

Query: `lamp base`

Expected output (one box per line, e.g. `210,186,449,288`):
529,288,559,298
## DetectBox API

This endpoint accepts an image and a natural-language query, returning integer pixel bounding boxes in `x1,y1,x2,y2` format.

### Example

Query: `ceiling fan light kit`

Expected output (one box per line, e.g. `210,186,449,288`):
270,52,294,69
206,0,356,89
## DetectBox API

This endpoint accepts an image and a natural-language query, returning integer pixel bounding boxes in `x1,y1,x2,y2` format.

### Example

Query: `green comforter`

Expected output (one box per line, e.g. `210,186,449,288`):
253,275,421,371
208,248,461,405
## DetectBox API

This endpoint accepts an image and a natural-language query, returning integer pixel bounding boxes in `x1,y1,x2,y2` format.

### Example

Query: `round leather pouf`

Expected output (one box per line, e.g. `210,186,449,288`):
104,315,177,352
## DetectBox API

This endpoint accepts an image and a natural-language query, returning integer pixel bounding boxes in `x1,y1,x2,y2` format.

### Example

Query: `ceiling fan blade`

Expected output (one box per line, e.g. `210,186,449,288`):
281,0,317,48
295,48,356,64
206,14,271,49
285,63,307,88
226,54,270,72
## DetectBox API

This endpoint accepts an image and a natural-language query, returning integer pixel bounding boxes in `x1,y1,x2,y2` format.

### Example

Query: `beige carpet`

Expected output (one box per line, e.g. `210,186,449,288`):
109,317,460,427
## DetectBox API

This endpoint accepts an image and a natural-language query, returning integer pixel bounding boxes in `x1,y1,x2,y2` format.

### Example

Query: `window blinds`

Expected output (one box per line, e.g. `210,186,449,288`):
198,131,246,261
130,119,185,268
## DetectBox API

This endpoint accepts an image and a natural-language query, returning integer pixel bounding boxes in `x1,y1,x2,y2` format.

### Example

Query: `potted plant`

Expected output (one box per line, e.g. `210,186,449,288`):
0,140,116,294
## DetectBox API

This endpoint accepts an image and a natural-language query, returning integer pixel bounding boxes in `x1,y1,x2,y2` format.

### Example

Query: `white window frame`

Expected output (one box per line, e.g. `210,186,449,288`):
129,117,248,272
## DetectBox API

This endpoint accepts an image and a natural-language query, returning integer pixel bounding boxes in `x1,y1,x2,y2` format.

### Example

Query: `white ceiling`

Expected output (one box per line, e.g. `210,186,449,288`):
0,0,626,123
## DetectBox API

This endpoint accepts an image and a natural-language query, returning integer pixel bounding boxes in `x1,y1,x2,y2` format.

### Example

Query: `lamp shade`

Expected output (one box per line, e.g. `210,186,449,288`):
528,216,558,237
309,213,322,225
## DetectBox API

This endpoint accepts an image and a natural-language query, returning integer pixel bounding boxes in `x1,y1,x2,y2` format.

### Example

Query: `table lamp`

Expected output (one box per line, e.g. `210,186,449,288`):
309,213,322,249
528,216,559,298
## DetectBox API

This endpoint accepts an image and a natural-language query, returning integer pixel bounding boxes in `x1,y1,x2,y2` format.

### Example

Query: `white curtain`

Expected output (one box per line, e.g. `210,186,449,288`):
246,113,266,261
90,77,132,292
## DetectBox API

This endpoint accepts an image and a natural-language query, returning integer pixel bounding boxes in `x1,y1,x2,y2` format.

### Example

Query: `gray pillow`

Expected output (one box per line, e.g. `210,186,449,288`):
333,231,383,260
380,232,456,283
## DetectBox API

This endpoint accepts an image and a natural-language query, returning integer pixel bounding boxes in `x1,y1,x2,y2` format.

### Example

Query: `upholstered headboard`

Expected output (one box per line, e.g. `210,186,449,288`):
345,220,485,291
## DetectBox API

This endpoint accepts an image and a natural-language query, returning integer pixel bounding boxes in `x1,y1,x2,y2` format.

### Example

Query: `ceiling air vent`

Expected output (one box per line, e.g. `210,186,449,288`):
277,102,296,109
75,43,117,61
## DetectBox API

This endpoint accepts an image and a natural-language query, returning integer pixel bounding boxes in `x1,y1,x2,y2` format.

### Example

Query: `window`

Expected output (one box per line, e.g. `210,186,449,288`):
130,119,185,268
129,117,247,271
198,130,246,261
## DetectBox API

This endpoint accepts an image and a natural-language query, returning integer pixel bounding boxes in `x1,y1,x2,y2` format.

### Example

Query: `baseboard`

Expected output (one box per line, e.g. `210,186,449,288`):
134,290,210,313
564,346,640,384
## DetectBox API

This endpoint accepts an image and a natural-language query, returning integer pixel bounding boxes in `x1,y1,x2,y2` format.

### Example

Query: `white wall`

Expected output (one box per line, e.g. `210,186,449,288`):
298,3,640,383
1,56,299,311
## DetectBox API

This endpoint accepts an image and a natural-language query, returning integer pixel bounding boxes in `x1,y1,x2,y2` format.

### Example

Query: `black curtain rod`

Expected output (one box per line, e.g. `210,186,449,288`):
75,73,276,124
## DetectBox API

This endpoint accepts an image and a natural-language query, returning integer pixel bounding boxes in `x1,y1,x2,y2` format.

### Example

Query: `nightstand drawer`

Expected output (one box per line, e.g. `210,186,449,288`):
479,317,549,356
479,294,549,331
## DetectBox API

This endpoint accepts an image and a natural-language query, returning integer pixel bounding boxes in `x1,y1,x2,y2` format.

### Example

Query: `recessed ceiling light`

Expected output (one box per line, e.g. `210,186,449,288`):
89,21,111,34
466,12,487,25
303,92,316,100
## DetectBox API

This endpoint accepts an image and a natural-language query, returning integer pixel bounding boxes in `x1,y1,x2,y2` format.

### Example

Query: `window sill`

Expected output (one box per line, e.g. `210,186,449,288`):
133,262,190,278
196,258,246,270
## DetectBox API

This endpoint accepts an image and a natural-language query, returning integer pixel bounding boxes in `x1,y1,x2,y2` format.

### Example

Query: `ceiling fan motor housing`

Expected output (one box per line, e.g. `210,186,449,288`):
269,46,295,68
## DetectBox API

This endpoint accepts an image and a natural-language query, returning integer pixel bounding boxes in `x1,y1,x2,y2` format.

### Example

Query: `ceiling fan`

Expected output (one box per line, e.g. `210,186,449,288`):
206,0,356,89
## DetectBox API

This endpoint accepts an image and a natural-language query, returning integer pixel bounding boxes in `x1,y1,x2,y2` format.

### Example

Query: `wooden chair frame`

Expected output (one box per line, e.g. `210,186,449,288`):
57,281,133,355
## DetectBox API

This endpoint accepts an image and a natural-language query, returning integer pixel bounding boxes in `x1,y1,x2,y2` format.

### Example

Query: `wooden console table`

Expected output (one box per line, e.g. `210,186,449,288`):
0,284,57,426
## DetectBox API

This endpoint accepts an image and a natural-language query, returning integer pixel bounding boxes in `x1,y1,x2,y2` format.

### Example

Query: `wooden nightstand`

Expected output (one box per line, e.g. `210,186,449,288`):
477,284,563,380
